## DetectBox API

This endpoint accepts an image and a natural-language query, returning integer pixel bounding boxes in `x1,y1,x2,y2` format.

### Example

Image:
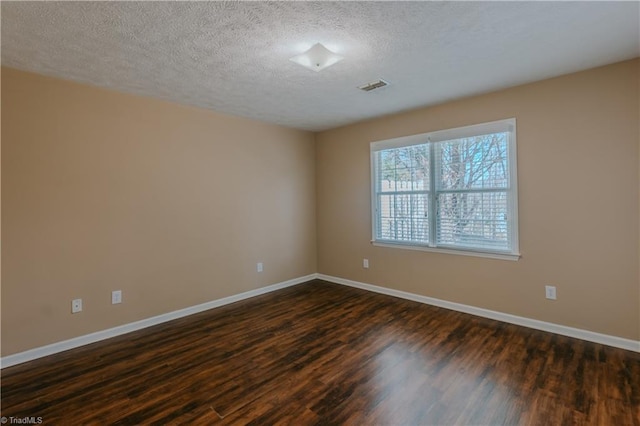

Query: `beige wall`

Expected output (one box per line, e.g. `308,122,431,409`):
1,68,317,356
316,59,640,341
2,59,639,358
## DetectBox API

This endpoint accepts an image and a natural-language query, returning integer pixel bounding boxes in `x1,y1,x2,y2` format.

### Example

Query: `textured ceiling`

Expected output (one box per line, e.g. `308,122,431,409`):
2,1,639,131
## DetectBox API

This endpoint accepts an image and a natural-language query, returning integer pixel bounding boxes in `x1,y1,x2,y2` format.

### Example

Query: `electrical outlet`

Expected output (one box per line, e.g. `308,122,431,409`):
363,259,369,269
72,298,82,313
545,285,557,300
112,290,122,304
257,262,263,273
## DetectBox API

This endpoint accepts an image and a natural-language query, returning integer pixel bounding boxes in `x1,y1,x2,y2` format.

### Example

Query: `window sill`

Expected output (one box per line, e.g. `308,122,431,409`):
371,241,521,261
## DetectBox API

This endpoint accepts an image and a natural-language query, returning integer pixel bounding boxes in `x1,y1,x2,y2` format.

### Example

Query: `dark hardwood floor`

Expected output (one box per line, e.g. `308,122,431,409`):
2,280,639,425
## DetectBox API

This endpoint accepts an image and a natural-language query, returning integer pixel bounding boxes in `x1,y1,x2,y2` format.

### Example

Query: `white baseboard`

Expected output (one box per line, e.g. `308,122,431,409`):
1,274,316,369
317,273,640,353
3,272,638,368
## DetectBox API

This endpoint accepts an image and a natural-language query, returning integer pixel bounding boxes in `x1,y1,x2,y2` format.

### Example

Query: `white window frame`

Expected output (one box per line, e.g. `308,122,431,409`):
370,118,520,261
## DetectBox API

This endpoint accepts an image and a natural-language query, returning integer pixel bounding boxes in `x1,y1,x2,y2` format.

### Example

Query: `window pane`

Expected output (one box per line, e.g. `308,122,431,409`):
376,145,430,243
438,133,508,190
376,192,429,242
377,145,429,193
411,193,430,242
437,192,509,250
394,147,413,192
379,150,397,191
395,194,413,240
378,194,395,240
411,144,430,190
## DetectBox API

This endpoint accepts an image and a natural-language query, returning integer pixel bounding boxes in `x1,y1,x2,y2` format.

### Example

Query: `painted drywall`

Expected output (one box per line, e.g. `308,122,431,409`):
316,59,640,341
1,68,317,356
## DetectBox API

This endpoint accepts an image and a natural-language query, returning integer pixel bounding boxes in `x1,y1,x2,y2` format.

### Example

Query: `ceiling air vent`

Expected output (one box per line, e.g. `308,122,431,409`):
358,79,389,92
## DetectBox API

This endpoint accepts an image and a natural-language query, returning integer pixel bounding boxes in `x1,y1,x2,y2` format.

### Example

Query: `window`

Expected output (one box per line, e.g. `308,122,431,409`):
371,118,519,260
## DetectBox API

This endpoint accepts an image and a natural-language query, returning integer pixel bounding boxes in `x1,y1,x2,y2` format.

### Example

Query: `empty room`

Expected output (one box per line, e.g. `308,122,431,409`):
1,1,639,425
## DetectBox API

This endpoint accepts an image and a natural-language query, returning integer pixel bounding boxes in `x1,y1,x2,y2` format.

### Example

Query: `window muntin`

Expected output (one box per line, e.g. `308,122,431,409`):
371,119,519,258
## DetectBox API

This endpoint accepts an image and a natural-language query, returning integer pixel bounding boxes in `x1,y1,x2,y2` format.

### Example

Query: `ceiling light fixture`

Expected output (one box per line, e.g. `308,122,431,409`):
289,43,344,72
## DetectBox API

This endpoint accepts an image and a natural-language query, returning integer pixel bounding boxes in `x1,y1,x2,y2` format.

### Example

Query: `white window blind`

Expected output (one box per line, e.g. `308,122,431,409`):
371,118,519,259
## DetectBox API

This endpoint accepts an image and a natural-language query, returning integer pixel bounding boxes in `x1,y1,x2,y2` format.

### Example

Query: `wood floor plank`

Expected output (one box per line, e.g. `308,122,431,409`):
2,280,639,425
